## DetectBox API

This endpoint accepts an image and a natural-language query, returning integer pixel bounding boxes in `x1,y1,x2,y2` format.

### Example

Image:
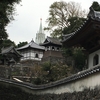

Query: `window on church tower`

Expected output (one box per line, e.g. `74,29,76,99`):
93,54,99,66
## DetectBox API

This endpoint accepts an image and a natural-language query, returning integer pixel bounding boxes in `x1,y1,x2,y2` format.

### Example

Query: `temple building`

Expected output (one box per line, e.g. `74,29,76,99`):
35,19,45,44
17,40,45,61
41,36,63,63
0,46,22,65
62,7,100,68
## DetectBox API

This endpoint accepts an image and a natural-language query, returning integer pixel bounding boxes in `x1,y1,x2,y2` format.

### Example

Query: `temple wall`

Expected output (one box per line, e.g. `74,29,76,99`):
1,66,100,95
33,71,100,94
0,83,100,99
88,49,100,68
20,50,44,61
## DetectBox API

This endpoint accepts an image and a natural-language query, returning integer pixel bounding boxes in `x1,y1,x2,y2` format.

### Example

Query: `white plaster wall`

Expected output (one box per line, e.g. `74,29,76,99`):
1,71,100,95
34,72,100,94
10,72,100,95
21,51,43,61
88,49,100,68
39,53,43,58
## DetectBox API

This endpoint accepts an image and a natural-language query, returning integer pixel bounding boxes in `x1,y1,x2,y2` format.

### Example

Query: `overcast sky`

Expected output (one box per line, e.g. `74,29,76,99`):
6,0,98,44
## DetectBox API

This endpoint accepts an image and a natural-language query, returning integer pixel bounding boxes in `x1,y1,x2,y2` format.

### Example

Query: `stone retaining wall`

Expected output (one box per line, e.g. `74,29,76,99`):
32,87,100,100
1,65,100,95
0,83,100,100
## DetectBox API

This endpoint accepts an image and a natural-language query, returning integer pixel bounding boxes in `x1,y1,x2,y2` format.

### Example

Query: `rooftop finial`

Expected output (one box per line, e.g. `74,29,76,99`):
90,7,94,12
88,7,95,18
31,38,34,42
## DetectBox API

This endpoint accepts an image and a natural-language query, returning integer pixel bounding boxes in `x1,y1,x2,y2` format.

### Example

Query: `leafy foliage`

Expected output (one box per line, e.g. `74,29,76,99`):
73,48,86,71
0,0,21,40
0,0,21,50
45,1,87,38
31,61,73,85
16,41,28,48
62,47,86,71
2,39,15,47
0,39,15,53
62,47,73,57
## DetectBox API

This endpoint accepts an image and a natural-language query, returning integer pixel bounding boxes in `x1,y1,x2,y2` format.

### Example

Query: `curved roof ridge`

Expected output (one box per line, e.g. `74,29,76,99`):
62,11,100,43
17,40,45,50
62,18,88,42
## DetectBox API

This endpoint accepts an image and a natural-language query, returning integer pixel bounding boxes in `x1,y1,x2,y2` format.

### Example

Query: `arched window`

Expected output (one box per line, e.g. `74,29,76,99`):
52,47,55,50
93,54,99,66
47,46,49,50
35,53,38,58
57,47,59,51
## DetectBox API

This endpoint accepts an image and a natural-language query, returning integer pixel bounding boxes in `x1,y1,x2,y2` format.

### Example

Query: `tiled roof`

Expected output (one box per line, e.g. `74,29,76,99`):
62,32,75,42
1,46,14,54
1,46,22,57
62,7,100,43
17,40,45,51
41,36,62,46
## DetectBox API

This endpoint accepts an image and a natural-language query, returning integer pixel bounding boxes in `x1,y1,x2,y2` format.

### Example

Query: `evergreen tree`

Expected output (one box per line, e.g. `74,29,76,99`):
0,0,21,50
2,39,15,48
91,1,100,11
16,41,28,48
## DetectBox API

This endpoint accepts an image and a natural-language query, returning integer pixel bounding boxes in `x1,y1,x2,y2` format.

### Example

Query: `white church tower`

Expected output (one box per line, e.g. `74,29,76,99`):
35,18,45,44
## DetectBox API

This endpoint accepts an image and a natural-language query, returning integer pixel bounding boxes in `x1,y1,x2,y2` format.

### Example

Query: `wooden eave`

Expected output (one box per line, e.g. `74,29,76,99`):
63,18,100,53
17,40,45,51
13,49,23,57
17,47,45,52
41,42,62,47
1,46,22,58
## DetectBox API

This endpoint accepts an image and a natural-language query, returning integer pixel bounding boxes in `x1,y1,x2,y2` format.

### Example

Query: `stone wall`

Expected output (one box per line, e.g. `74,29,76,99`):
42,56,64,64
1,65,100,97
0,83,100,100
0,65,10,78
32,87,100,100
1,65,100,95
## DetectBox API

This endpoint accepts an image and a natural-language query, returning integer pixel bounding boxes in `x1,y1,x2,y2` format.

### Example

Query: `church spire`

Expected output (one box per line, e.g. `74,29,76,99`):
39,18,43,33
35,18,45,44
